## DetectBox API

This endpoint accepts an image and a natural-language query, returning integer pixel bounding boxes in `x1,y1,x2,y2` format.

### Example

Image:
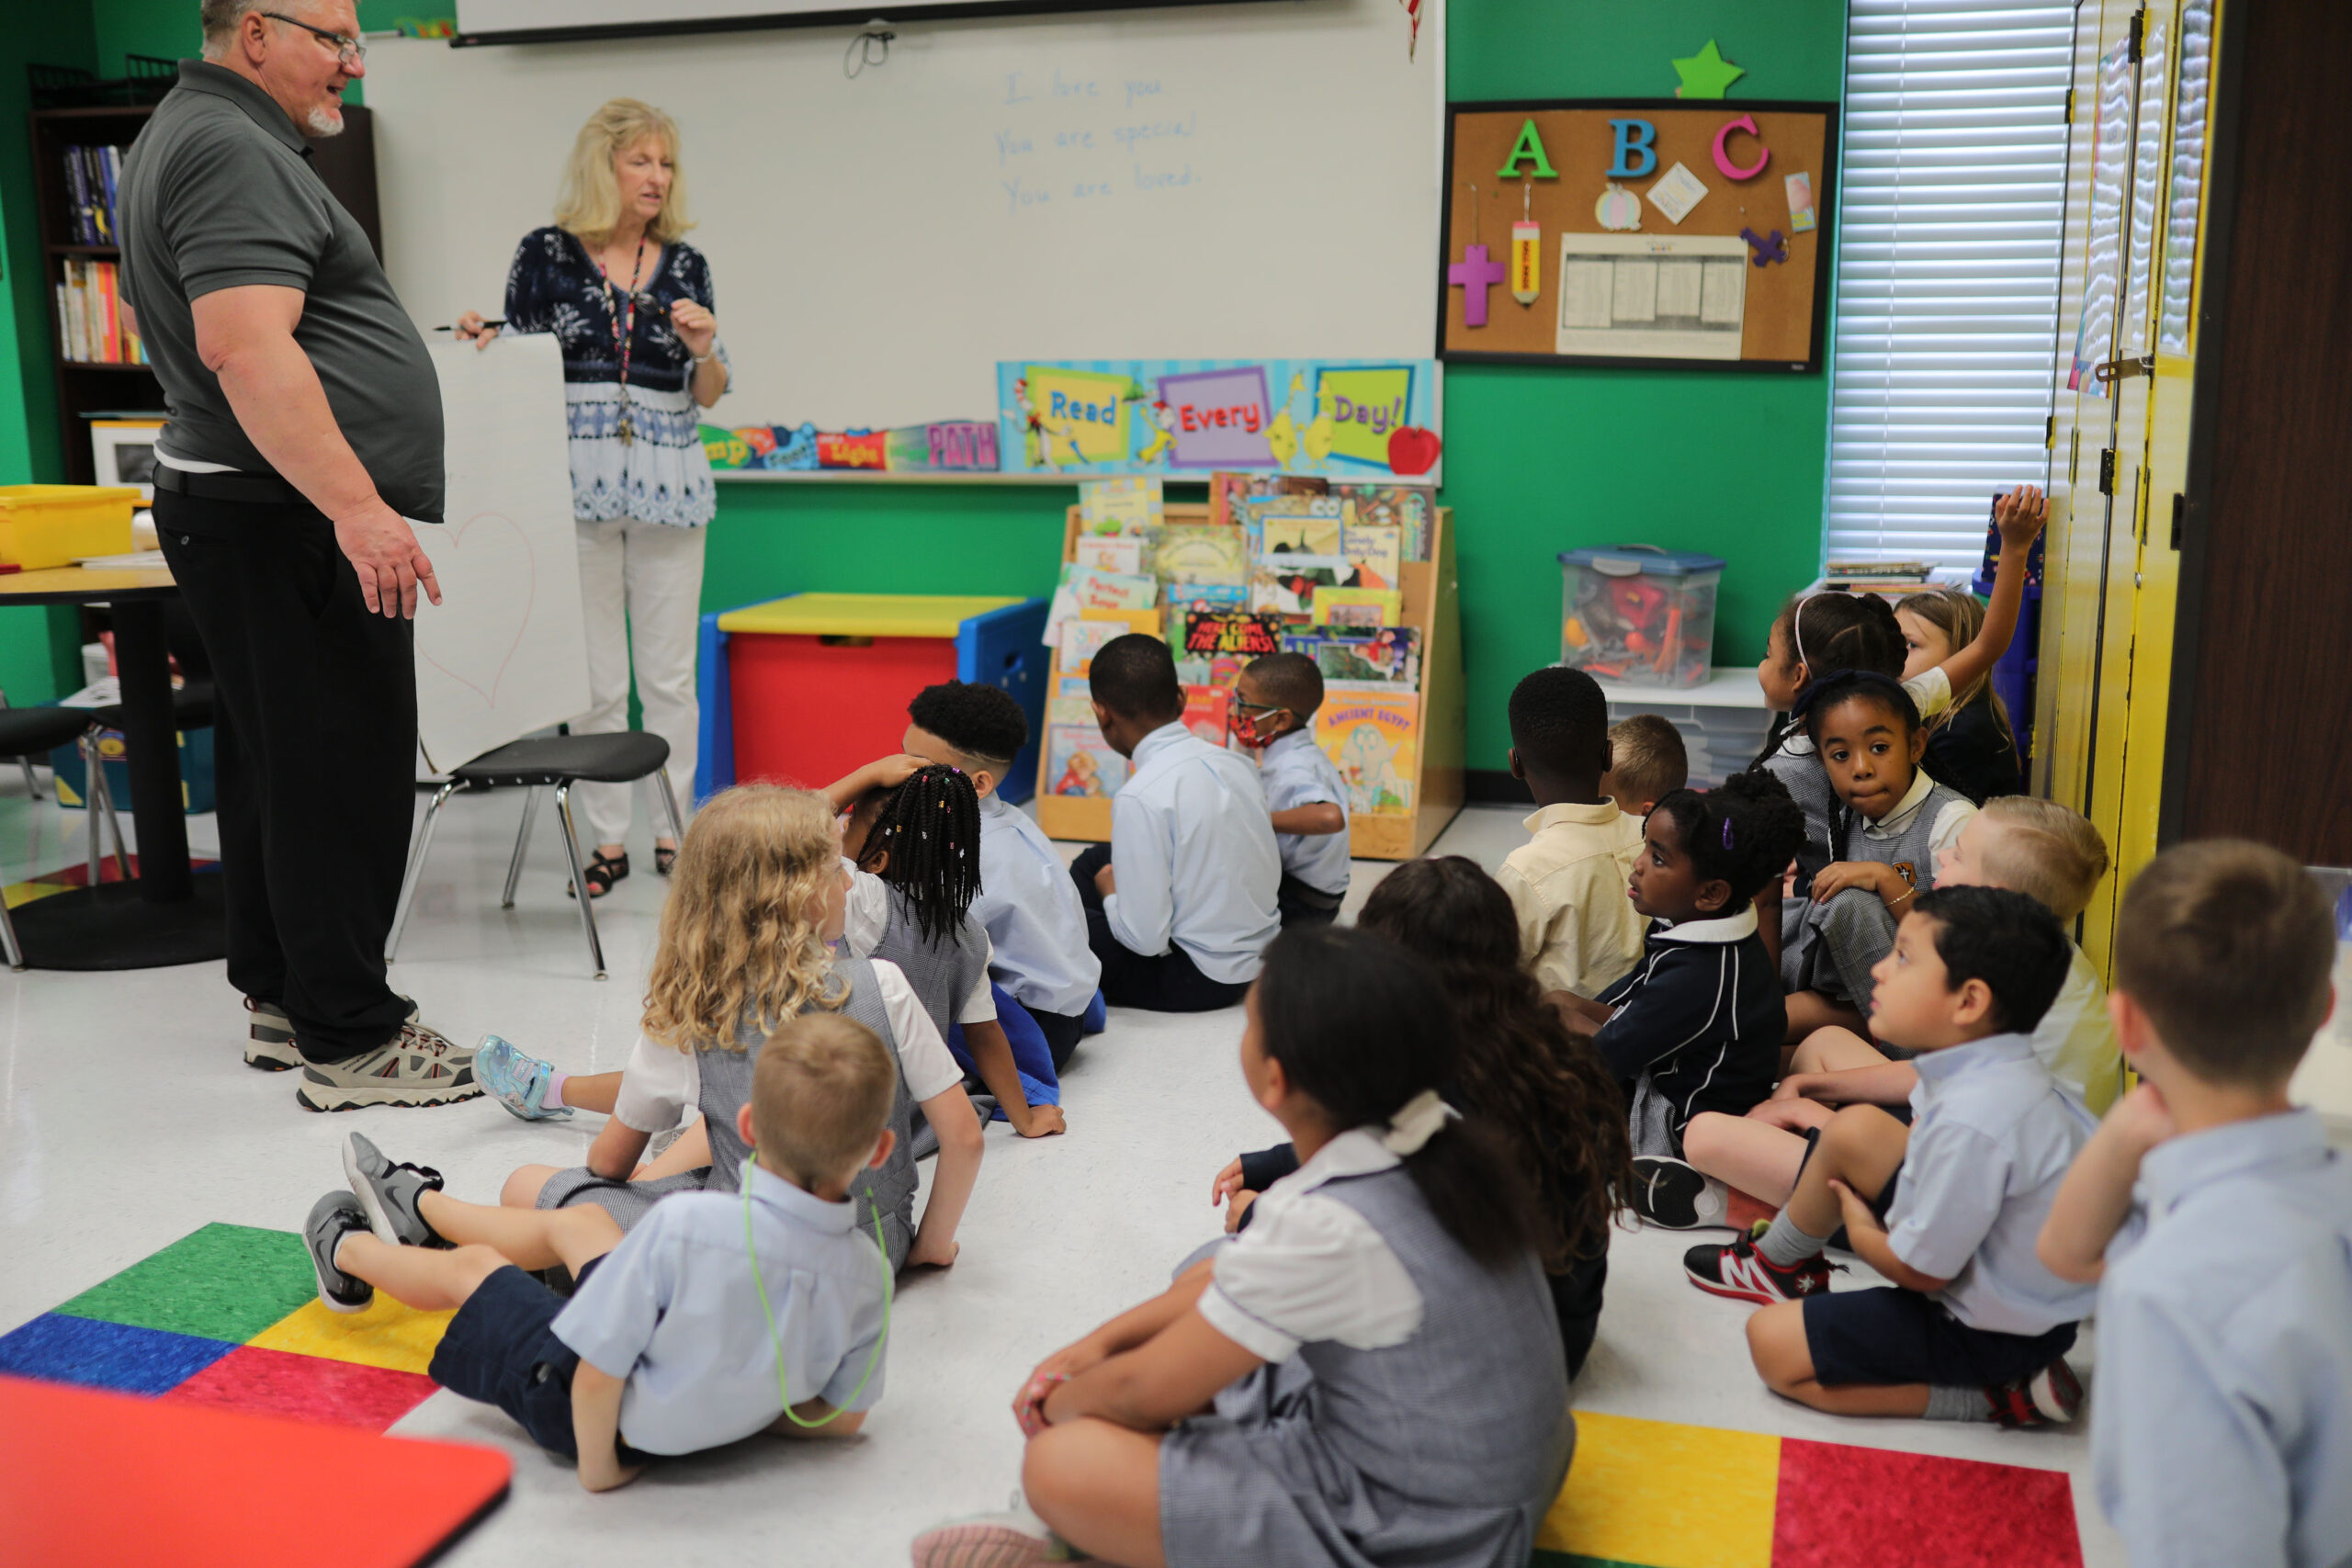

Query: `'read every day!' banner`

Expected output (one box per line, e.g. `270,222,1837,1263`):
995,358,1442,480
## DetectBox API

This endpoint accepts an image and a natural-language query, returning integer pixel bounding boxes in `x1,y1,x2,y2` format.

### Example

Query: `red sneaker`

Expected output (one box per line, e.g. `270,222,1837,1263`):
1683,1232,1839,1304
1986,1357,2084,1428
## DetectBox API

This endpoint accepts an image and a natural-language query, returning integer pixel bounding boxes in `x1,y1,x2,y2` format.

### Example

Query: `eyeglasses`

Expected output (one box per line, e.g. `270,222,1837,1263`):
262,11,367,67
1231,699,1286,717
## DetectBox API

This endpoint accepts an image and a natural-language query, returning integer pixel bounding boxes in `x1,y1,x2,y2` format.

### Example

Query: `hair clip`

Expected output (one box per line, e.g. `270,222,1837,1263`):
1723,818,1735,850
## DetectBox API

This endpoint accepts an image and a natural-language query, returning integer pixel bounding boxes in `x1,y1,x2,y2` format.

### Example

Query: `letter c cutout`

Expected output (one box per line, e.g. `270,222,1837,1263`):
1712,114,1770,182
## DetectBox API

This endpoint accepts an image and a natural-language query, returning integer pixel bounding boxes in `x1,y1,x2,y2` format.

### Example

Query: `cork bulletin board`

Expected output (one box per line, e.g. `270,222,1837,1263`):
1438,99,1838,371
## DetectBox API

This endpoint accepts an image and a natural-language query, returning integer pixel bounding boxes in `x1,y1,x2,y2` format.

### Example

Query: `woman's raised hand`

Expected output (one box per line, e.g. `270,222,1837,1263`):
453,310,499,350
669,298,718,356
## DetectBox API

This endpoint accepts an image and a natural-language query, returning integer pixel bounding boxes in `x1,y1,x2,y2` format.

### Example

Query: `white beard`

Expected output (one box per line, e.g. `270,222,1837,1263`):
305,104,345,137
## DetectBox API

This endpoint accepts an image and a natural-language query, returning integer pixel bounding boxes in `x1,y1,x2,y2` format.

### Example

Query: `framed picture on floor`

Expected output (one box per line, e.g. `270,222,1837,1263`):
89,415,168,501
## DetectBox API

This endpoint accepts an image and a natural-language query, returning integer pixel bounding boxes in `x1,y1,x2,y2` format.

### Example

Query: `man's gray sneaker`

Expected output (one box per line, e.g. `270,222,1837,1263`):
305,1190,374,1313
297,1021,479,1112
343,1131,448,1247
249,994,421,1073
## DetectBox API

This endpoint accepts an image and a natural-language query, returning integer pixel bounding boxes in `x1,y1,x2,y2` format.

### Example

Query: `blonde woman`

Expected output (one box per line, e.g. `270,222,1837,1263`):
458,99,728,896
1895,587,2024,804
480,786,984,1272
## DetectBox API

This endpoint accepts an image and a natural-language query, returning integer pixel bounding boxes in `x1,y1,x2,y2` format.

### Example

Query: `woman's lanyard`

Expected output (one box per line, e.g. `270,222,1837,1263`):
595,235,648,446
741,1159,892,1427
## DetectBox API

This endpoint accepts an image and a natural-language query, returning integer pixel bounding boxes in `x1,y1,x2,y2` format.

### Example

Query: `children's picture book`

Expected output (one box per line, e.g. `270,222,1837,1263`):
1180,607,1285,659
1181,684,1231,748
1236,492,1342,561
1252,558,1351,619
1079,476,1163,536
1333,485,1436,562
1073,536,1146,575
1061,565,1159,612
1173,653,1248,689
1316,692,1419,817
1170,583,1250,614
1153,524,1249,586
1046,723,1129,798
1209,472,1331,530
1059,610,1158,672
1340,522,1403,592
1286,626,1419,687
1311,587,1403,628
1046,692,1097,726
1261,512,1343,559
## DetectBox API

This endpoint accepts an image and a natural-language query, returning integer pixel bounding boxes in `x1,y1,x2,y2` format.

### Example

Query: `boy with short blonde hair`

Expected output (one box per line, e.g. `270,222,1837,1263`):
307,1015,899,1492
1600,714,1689,818
2039,840,2352,1568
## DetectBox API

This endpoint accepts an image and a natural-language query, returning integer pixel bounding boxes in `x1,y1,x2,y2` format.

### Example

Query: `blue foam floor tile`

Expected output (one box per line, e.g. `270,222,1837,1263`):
0,1312,238,1395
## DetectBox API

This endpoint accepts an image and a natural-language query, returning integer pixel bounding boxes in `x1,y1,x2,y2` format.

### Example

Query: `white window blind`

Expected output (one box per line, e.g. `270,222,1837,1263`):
1826,1,2074,571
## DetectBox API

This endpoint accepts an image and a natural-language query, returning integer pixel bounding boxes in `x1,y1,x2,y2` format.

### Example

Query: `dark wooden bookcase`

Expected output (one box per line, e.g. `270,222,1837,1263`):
27,97,380,483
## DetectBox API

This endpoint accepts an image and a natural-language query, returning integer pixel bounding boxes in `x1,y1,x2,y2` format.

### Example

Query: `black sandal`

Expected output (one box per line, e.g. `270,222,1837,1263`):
653,842,678,877
568,850,628,900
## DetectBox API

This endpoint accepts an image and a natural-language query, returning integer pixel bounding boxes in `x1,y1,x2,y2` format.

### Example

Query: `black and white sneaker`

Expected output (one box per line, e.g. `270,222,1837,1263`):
343,1132,447,1248
1631,1156,1732,1230
305,1190,375,1314
1987,1357,2084,1428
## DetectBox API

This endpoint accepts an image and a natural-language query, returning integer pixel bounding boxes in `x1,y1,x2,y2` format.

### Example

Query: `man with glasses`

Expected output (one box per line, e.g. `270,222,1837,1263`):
118,1,482,1111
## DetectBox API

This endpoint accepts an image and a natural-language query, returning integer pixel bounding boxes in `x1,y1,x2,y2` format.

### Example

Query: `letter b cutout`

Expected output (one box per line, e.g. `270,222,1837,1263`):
1607,119,1657,179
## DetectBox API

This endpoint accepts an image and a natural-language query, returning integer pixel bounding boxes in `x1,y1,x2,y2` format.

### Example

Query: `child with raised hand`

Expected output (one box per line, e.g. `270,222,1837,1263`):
486,785,981,1272
910,925,1573,1568
1895,587,2023,804
2035,841,2352,1568
1553,772,1806,1161
1073,633,1281,1012
1687,886,2097,1429
1497,666,1648,1000
1214,855,1634,1376
902,680,1102,1070
305,1014,899,1492
1656,797,2120,1226
1600,713,1688,818
1231,650,1351,927
826,758,1067,1140
1778,671,1977,1042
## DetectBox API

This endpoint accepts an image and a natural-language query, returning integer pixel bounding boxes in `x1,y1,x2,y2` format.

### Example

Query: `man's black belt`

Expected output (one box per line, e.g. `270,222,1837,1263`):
152,464,310,507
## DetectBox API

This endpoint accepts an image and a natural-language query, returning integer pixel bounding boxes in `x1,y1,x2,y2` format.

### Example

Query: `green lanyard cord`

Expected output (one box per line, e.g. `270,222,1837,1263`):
741,1160,893,1428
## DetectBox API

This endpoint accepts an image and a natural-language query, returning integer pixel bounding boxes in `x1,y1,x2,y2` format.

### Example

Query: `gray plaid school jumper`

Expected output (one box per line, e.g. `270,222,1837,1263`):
1785,777,1972,1003
870,886,991,1040
537,958,921,1269
1159,1165,1575,1568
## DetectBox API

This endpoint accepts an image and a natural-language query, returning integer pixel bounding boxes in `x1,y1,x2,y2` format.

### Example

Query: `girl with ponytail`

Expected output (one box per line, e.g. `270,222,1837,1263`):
913,926,1573,1568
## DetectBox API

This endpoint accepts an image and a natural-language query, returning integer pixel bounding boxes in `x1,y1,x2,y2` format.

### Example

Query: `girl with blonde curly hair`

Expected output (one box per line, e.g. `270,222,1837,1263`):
484,785,982,1271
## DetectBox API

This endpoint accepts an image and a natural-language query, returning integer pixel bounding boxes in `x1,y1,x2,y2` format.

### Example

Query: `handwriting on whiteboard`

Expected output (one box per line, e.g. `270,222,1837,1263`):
995,71,1200,215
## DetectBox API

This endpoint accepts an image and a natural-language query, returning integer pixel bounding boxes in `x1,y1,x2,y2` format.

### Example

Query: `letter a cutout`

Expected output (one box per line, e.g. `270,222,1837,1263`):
1496,118,1558,179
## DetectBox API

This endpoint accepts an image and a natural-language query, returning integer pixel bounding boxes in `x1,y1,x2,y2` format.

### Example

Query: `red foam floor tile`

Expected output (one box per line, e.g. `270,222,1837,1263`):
1771,1437,2082,1568
160,1343,441,1432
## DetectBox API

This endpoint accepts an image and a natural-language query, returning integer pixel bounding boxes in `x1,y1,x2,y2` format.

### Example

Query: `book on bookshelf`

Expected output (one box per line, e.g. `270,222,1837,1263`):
1315,691,1420,817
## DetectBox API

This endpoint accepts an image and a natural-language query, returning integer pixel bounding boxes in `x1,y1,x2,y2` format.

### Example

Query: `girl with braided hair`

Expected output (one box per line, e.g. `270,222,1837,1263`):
1553,772,1807,1161
826,758,1068,1141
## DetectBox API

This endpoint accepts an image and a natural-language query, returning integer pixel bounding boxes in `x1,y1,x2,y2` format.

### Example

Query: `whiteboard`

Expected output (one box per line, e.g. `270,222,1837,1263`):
413,334,591,772
361,1,1442,433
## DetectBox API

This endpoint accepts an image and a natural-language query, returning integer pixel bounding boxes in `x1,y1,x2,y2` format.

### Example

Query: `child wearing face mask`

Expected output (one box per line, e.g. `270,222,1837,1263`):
1232,651,1351,928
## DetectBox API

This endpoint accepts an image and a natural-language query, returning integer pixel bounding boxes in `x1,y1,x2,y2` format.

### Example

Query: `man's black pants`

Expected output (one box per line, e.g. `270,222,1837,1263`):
1069,843,1250,1013
156,490,419,1062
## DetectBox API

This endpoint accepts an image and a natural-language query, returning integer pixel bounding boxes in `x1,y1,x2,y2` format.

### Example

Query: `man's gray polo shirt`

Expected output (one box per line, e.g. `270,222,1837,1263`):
119,60,443,522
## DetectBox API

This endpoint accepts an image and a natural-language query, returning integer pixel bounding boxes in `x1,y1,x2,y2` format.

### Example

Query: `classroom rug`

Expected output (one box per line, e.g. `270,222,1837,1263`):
1534,1409,2083,1568
4,852,218,907
0,1374,509,1568
0,1222,452,1431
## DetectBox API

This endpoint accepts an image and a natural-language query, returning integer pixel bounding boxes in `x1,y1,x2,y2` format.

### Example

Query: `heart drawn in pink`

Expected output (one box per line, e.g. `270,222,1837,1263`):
418,510,537,708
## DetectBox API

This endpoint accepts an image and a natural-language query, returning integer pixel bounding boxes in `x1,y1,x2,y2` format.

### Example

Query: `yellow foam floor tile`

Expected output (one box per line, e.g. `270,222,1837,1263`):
248,1294,456,1374
1538,1410,1781,1568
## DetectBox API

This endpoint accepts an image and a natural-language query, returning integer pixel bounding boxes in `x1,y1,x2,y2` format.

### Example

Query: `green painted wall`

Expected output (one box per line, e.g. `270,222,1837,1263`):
25,0,1845,760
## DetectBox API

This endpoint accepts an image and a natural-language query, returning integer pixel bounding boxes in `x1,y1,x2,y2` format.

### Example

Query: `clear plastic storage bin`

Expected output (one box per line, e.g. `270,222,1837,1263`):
1558,544,1724,689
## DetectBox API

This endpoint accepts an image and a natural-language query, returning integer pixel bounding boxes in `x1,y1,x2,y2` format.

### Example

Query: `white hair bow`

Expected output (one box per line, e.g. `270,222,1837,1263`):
1380,1089,1455,1156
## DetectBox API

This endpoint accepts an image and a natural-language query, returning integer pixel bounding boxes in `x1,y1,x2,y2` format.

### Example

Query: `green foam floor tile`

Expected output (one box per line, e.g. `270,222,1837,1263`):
54,1224,316,1343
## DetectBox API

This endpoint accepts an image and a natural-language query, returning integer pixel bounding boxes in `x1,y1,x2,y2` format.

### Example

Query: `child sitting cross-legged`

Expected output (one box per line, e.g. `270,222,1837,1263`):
2035,840,2352,1568
477,785,981,1273
1230,650,1351,927
1600,713,1689,818
1498,667,1648,1000
1645,796,2119,1226
1552,772,1806,1160
910,926,1574,1568
304,1014,899,1492
901,680,1103,1072
824,758,1067,1140
1686,886,2098,1428
1072,634,1281,1012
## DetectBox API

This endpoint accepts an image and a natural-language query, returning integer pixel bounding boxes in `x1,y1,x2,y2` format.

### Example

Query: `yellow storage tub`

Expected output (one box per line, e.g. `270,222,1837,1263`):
0,486,141,570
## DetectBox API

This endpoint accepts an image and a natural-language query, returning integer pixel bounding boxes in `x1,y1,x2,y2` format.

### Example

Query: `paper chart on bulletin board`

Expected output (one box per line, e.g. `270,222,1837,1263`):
1438,99,1837,370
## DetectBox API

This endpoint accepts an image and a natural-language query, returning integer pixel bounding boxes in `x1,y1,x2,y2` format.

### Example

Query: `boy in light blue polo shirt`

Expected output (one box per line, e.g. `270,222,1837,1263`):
1232,651,1350,926
1686,886,2098,1427
903,681,1102,1071
304,1015,899,1492
2038,840,2352,1568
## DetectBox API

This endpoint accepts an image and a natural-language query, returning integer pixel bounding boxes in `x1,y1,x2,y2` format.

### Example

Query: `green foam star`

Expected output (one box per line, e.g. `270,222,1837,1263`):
1672,39,1745,99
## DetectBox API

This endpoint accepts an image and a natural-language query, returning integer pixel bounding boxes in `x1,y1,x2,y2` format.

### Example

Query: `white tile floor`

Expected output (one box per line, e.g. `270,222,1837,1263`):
0,783,2125,1567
